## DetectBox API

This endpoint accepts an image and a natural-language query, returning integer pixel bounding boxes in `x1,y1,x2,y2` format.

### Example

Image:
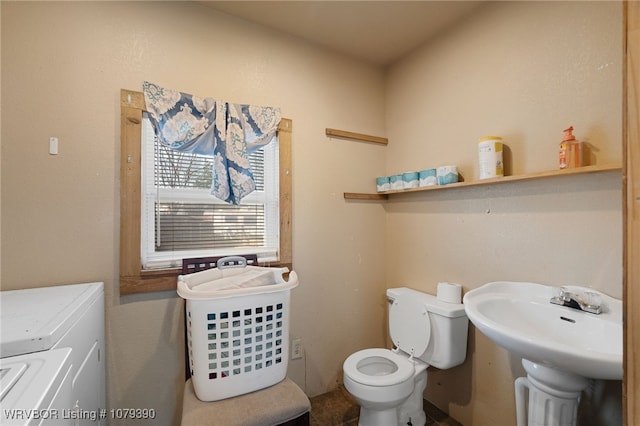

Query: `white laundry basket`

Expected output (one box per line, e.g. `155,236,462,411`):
177,257,299,402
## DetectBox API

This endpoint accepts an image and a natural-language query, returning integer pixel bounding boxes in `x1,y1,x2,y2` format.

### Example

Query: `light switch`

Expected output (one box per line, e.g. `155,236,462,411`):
49,137,58,155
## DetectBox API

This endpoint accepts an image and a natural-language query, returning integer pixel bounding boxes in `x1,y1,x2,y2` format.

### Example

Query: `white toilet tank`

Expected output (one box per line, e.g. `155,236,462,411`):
387,287,468,369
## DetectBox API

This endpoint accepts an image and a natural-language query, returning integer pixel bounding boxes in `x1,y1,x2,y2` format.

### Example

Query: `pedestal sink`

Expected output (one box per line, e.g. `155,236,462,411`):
463,281,622,426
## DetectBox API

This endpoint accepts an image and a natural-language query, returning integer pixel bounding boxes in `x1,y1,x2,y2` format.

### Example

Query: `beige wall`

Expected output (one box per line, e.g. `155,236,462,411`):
0,1,625,426
383,2,623,425
1,2,387,424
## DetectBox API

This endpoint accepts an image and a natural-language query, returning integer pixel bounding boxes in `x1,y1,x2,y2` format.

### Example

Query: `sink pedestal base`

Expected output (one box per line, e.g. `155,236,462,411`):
515,359,589,426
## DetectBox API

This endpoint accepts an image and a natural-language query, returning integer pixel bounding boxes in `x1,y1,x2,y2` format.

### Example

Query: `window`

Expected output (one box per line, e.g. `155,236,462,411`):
140,114,280,269
119,89,292,294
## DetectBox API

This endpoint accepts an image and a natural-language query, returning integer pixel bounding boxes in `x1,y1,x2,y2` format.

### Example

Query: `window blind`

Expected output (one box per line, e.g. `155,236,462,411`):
141,113,279,269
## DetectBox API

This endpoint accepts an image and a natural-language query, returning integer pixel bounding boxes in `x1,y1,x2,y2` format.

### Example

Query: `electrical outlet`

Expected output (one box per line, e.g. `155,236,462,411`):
291,338,303,359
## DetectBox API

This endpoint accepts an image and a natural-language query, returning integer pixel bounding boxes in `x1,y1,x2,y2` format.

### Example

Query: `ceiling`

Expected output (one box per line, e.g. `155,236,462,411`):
197,1,485,67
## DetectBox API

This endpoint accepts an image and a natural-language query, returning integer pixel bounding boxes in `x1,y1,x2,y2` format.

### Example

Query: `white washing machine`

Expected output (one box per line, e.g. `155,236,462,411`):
0,348,73,425
0,282,106,425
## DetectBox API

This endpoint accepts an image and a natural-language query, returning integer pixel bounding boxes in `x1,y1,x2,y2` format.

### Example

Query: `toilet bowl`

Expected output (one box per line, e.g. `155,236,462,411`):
343,348,428,426
344,349,413,403
342,287,468,426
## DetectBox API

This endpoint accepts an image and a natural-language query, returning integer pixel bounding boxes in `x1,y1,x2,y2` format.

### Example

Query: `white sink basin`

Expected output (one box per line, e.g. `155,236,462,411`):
463,281,622,380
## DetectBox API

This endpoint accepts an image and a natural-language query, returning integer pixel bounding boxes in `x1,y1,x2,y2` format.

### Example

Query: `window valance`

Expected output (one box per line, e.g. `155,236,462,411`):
142,81,281,204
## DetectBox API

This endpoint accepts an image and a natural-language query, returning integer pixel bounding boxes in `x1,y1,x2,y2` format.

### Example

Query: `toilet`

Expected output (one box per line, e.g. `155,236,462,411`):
342,287,468,426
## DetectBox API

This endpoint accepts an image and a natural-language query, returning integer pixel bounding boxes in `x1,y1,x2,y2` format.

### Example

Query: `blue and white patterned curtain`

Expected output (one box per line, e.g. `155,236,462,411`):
142,81,282,204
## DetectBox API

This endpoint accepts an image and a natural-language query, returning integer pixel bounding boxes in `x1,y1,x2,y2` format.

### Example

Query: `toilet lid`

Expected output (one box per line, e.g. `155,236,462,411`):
389,291,431,357
343,348,414,387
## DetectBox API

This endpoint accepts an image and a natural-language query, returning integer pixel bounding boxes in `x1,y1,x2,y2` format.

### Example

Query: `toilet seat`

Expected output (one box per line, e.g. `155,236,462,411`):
389,292,431,357
343,348,414,387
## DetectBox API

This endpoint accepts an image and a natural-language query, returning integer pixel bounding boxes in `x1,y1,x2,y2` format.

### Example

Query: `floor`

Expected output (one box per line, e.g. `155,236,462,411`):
309,385,463,426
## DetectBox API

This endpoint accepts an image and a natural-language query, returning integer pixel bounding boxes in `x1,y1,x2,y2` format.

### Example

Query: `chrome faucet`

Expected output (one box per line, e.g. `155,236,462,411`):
550,287,602,314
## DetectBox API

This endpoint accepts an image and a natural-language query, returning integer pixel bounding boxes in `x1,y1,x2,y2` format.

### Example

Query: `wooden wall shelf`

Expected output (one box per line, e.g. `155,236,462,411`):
344,164,622,200
325,128,388,145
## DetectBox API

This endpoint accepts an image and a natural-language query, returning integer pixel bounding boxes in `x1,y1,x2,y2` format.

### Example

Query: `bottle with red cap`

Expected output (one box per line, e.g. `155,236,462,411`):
559,126,581,169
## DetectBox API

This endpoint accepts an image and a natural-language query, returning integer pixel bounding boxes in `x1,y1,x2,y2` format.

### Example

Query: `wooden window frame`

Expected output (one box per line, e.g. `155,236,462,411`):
119,89,292,295
624,1,640,423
